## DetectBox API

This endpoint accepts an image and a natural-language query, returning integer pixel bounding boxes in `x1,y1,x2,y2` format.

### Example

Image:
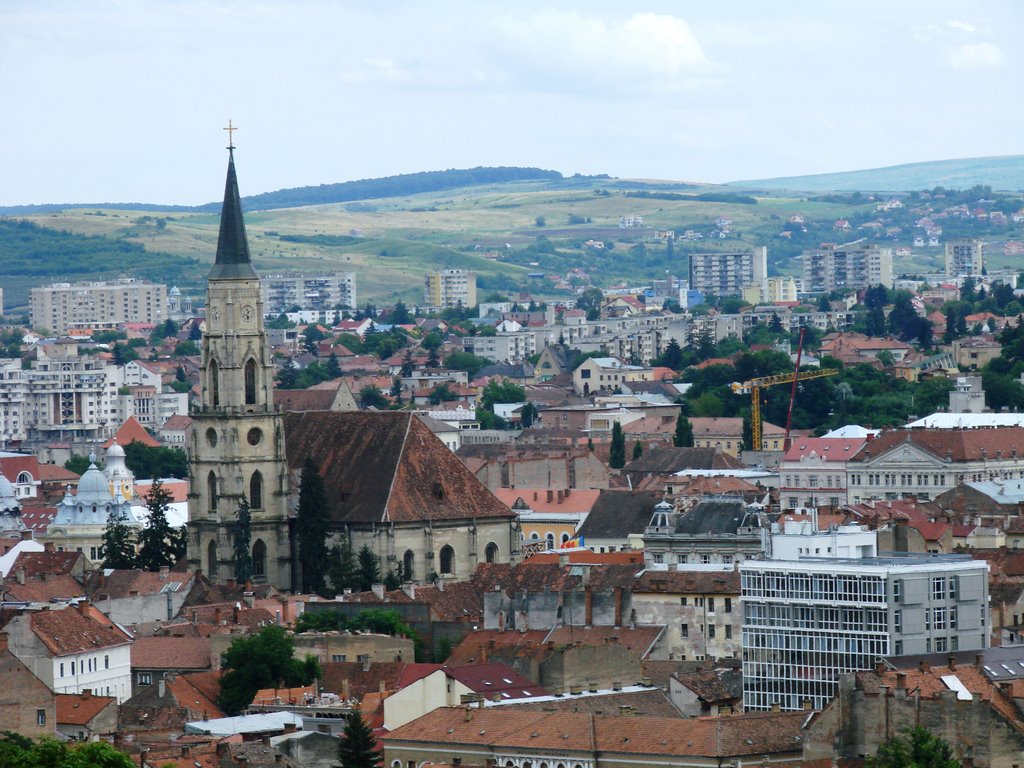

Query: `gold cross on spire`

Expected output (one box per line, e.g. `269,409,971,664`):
224,119,238,150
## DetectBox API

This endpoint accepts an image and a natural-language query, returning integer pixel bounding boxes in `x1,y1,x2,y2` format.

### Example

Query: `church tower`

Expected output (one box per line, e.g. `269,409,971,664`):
187,134,292,589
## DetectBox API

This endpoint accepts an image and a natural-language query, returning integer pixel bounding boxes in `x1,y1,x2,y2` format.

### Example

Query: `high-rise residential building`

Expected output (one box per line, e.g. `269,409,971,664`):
802,240,893,293
260,272,356,315
741,555,989,711
424,269,477,309
945,238,984,278
30,278,167,335
687,247,767,298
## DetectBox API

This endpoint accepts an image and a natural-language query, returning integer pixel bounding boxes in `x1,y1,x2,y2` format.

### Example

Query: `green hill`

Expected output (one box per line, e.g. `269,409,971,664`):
729,155,1024,193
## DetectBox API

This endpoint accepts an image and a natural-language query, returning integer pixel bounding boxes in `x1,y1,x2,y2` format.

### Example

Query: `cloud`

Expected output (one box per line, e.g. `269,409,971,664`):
946,19,976,33
949,42,1004,70
493,11,710,93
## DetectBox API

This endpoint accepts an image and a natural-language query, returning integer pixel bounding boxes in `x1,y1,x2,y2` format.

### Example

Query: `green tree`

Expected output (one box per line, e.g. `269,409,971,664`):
674,413,694,447
328,542,359,593
100,507,136,570
337,708,383,768
233,497,253,585
867,727,959,768
520,401,538,428
428,383,456,405
297,457,331,594
359,385,389,409
218,625,322,715
400,349,414,377
64,454,93,476
480,379,526,411
632,440,643,460
174,340,200,356
534,215,546,227
657,338,684,370
276,358,299,389
136,479,182,571
326,352,341,378
123,440,188,479
391,301,411,324
357,545,380,591
609,422,626,468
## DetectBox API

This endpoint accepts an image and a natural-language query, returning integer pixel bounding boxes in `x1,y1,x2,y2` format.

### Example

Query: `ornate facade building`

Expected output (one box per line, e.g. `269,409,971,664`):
186,146,293,590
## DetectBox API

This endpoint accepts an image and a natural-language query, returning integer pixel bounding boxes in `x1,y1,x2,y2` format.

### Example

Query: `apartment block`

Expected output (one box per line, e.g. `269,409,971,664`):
945,238,984,278
30,278,167,335
802,240,893,293
687,247,767,298
259,272,356,315
741,555,989,711
424,269,476,310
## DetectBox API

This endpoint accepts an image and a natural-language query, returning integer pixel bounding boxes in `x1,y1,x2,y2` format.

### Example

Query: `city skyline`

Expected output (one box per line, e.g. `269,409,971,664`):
1,0,1020,207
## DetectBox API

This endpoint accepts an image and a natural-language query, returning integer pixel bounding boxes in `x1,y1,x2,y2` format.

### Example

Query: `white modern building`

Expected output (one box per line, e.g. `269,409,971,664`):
767,516,877,561
741,554,989,711
260,272,357,315
688,248,767,299
802,239,893,293
30,278,167,335
778,437,867,510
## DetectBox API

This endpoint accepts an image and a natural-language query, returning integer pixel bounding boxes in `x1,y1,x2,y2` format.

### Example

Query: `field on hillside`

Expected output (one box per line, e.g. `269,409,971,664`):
7,174,1000,311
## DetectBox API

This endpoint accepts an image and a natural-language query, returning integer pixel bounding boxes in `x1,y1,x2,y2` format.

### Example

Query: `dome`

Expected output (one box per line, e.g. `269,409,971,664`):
0,472,17,512
76,462,114,505
169,286,181,296
107,442,126,458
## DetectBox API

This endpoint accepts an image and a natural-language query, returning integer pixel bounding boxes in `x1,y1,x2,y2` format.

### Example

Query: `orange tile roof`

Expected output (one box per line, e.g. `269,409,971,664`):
102,417,160,448
492,488,600,514
131,636,211,670
55,692,116,725
542,625,665,658
30,606,131,655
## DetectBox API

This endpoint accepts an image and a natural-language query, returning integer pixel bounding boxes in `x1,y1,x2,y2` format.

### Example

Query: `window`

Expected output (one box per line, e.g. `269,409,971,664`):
439,545,455,575
138,672,152,686
707,624,716,639
209,359,220,407
934,607,946,630
700,554,711,564
36,710,45,726
207,472,218,513
104,655,109,669
680,597,688,606
249,471,263,510
893,579,902,603
935,637,947,653
252,540,266,578
932,577,946,600
724,624,732,639
403,550,415,581
724,598,732,613
652,553,664,564
332,655,346,663
949,575,958,599
71,662,75,675
894,610,902,633
708,598,715,612
895,640,903,655
485,542,499,564
680,623,688,637
244,359,258,405
950,607,958,629
59,663,64,678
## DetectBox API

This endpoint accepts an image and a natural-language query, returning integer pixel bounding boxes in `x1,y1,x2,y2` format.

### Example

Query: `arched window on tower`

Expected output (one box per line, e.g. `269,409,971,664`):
244,359,257,406
249,471,263,510
252,539,266,578
207,471,218,513
439,545,455,576
403,549,415,581
207,539,218,580
209,359,220,407
485,542,499,563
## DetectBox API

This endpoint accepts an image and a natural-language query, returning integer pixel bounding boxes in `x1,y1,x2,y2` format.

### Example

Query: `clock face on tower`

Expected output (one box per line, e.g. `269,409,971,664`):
241,304,255,323
210,307,221,322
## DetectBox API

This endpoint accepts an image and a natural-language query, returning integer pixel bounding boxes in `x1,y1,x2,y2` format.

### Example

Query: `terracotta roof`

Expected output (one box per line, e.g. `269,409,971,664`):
160,414,192,431
283,411,514,524
851,428,1024,464
672,670,740,704
102,417,160,448
543,625,665,658
2,573,86,602
320,661,436,701
498,687,681,717
472,562,640,594
622,446,745,474
29,605,132,655
12,550,84,577
251,683,316,706
183,603,275,629
492,488,601,514
55,692,116,725
782,437,867,462
689,417,743,437
633,569,740,595
86,568,192,600
133,479,189,504
444,662,548,699
445,630,551,665
167,671,224,719
131,636,211,670
341,580,484,623
274,387,339,412
384,707,806,758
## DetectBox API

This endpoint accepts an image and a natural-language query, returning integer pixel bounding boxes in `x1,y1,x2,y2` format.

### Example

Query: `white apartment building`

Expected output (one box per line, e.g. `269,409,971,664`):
767,517,877,561
779,437,867,510
688,247,767,298
260,272,356,314
802,240,893,293
465,331,536,363
945,238,984,278
30,278,167,335
424,269,477,310
741,554,989,711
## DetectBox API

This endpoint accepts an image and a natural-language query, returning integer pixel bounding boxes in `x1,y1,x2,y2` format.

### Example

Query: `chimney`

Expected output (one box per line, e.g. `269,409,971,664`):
181,745,191,757
44,541,54,552
948,656,957,671
976,653,985,669
557,490,564,504
19,530,32,541
238,757,248,767
584,587,593,627
233,605,240,624
214,607,223,625
770,702,781,712
478,644,488,664
896,672,907,692
379,680,386,694
275,755,283,765
362,658,371,672
802,699,812,711
283,722,297,734
158,678,166,698
261,736,270,747
875,660,886,675
82,689,92,699
244,591,256,609
919,660,930,673
342,679,350,701
402,582,416,600
158,565,169,580
15,567,24,585
612,681,622,691
613,587,623,627
464,705,473,722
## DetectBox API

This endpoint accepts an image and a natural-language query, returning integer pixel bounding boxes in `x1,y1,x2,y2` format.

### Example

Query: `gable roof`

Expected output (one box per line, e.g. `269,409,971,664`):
622,446,745,474
28,605,131,655
55,692,117,725
283,411,514,524
102,417,160,449
851,428,1024,464
577,490,660,540
131,636,212,670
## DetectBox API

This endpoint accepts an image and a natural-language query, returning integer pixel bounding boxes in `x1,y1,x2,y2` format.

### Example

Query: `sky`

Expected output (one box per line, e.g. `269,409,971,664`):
1,1,1021,207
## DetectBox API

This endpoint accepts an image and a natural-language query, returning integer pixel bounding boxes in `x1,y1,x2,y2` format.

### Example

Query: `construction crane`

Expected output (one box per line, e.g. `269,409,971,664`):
730,328,839,451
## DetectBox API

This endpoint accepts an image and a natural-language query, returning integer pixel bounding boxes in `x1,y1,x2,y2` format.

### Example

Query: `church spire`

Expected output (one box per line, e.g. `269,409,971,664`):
209,123,257,280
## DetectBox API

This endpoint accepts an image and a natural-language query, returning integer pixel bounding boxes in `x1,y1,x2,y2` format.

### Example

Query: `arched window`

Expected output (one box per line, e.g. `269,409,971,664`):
403,550,415,581
207,472,218,513
249,471,263,510
546,533,555,550
16,472,30,484
485,542,499,563
209,359,220,407
207,539,218,580
439,545,454,575
244,358,257,406
561,533,570,544
252,539,266,578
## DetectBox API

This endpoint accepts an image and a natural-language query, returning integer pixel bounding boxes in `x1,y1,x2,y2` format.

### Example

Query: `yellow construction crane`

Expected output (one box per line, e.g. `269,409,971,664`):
730,368,839,450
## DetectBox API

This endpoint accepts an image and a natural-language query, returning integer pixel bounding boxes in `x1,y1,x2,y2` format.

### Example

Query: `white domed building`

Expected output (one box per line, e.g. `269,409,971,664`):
45,454,139,564
103,443,135,501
